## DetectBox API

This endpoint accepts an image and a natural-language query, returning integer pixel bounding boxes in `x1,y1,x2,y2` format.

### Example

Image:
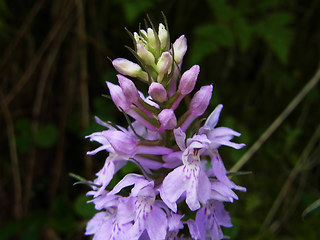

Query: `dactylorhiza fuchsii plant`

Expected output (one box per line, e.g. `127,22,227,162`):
82,20,246,240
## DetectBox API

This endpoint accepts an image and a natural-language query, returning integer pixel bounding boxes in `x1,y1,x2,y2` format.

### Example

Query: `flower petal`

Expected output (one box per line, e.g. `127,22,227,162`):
174,127,186,150
146,207,168,240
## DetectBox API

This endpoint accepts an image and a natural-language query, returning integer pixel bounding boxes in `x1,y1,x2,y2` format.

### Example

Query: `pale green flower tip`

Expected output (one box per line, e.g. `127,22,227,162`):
112,58,147,80
156,52,172,75
137,43,156,66
158,23,169,51
147,28,157,50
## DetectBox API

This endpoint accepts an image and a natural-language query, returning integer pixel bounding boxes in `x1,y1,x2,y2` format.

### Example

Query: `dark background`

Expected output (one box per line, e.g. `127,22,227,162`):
1,0,320,239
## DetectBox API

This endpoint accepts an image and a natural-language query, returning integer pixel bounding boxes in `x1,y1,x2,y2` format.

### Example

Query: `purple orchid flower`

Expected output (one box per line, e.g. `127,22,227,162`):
108,174,169,240
160,128,211,212
192,200,233,240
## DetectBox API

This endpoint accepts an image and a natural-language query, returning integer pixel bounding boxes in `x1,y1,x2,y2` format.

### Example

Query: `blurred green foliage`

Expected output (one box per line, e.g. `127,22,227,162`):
1,0,320,239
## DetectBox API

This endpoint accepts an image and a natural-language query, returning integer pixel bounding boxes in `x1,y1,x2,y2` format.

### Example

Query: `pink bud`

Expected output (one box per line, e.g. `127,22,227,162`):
106,81,131,111
158,109,177,133
172,35,187,64
148,82,168,102
117,74,139,104
178,65,200,95
189,85,213,116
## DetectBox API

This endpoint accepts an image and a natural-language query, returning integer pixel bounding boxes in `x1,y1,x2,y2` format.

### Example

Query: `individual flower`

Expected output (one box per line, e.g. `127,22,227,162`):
199,104,246,192
160,128,211,212
86,122,173,196
188,200,232,240
85,196,133,240
109,174,168,240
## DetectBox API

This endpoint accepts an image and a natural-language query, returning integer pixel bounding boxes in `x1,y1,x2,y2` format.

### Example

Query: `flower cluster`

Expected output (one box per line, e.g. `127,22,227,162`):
84,21,245,240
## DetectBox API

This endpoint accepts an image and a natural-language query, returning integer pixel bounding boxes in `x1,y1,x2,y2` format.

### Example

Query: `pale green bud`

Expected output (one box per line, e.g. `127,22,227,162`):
112,58,148,81
147,28,157,51
156,52,172,82
156,52,172,74
137,43,155,67
158,23,169,51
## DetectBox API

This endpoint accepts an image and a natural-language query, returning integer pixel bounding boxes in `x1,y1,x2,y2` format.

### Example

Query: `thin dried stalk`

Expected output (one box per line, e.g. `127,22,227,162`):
0,89,22,219
231,66,320,173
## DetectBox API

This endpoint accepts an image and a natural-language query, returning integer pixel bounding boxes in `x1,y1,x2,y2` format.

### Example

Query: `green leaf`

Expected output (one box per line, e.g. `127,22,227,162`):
207,0,234,23
302,198,320,219
115,0,154,23
74,195,97,218
48,197,75,233
191,39,219,64
33,124,58,148
192,23,234,63
15,118,32,153
254,12,294,64
232,17,252,52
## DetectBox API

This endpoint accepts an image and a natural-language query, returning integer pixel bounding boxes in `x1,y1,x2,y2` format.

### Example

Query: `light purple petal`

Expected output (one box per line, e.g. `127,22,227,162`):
117,74,139,104
214,201,232,227
162,151,182,168
109,174,151,196
168,213,184,231
186,220,200,240
137,145,173,155
210,181,239,202
146,206,168,240
93,160,115,197
134,155,163,170
105,130,138,155
87,145,109,155
160,166,187,212
211,152,246,192
199,104,223,134
85,212,107,235
174,127,186,150
107,81,132,111
94,116,114,130
185,167,201,211
197,170,211,204
117,197,135,224
90,193,118,210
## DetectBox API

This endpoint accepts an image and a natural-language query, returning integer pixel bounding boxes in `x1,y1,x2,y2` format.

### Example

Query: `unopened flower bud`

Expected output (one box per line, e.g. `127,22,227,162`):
172,35,187,64
117,74,139,104
137,43,155,66
106,81,132,111
148,82,168,102
158,109,177,133
147,28,157,50
189,85,213,116
156,52,172,81
178,65,200,95
158,23,169,51
112,58,148,81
